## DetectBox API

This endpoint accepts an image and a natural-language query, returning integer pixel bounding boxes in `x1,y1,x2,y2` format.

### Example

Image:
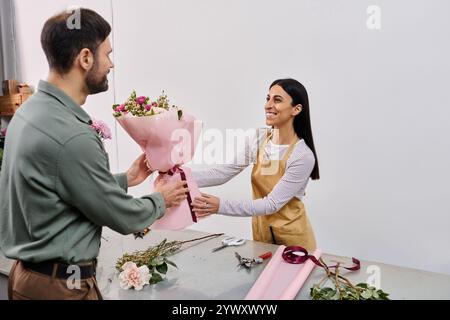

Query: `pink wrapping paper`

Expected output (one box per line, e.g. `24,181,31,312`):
245,245,322,300
117,110,201,172
149,167,201,230
116,110,202,230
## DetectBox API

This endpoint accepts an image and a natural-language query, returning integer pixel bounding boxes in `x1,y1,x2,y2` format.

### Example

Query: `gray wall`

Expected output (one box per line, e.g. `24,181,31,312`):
0,0,19,129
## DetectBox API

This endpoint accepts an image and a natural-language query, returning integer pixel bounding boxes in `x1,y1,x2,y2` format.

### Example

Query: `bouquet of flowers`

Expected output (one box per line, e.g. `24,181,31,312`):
113,91,202,230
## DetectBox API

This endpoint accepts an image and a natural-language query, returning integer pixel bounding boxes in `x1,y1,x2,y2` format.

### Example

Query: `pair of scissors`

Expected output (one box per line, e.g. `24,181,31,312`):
212,237,246,252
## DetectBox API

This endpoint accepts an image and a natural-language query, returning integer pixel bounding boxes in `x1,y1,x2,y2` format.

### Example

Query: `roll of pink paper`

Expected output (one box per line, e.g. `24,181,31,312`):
149,166,201,230
245,245,322,300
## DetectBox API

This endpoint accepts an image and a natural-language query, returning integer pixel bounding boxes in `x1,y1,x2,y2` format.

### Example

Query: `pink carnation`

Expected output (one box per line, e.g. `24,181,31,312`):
0,128,6,137
119,262,151,291
90,119,112,140
136,96,147,105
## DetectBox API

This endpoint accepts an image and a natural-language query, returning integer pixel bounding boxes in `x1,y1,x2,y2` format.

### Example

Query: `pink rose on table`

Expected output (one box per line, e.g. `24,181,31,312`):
119,262,151,291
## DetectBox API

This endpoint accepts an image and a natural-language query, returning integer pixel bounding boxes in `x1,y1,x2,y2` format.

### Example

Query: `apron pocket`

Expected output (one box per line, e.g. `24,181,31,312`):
270,224,302,246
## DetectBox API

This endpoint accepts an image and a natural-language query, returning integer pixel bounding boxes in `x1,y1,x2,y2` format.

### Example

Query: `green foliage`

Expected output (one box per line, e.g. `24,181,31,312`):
149,272,163,284
310,283,390,300
116,238,182,272
309,258,390,300
156,262,168,274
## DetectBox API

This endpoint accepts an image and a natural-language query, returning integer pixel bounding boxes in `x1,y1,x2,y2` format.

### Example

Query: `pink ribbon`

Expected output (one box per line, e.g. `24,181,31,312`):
282,246,360,271
160,166,197,223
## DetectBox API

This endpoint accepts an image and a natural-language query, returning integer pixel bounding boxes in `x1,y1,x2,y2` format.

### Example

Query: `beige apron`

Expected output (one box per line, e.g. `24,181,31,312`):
251,133,317,251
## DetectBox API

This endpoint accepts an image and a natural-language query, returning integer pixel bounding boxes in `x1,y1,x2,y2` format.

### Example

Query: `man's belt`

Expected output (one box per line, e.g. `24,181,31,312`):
22,260,97,280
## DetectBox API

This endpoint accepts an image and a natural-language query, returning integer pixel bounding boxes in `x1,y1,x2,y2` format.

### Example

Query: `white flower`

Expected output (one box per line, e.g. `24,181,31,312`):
119,262,151,290
151,107,167,114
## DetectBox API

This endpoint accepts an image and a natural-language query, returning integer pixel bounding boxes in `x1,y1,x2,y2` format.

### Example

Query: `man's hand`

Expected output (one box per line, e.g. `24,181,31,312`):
154,179,189,208
192,193,220,217
126,153,152,187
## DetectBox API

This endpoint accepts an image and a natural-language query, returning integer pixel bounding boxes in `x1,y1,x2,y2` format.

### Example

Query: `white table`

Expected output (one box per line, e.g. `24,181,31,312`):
1,228,450,300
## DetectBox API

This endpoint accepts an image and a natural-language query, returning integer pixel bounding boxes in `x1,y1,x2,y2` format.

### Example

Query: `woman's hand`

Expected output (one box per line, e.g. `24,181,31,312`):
193,193,220,218
126,153,152,187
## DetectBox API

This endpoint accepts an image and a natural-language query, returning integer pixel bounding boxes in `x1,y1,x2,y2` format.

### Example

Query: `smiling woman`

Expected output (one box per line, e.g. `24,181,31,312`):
191,78,320,251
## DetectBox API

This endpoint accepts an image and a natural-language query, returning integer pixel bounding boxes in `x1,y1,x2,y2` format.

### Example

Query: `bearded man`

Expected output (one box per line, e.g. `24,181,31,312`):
0,8,187,300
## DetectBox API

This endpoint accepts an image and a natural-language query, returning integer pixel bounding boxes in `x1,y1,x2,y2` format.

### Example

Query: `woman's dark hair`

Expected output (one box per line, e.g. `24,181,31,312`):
40,8,111,74
270,78,320,180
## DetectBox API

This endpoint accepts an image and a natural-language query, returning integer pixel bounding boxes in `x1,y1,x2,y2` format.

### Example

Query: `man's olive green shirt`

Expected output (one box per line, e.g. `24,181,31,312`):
0,80,165,263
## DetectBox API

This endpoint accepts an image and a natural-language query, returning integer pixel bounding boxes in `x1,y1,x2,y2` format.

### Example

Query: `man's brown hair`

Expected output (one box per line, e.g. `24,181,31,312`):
40,8,111,74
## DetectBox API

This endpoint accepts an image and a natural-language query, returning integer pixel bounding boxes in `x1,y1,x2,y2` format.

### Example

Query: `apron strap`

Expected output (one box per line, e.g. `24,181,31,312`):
256,130,273,164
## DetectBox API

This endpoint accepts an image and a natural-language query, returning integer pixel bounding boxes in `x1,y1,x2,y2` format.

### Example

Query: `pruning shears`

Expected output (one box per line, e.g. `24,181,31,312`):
235,251,272,269
134,227,151,239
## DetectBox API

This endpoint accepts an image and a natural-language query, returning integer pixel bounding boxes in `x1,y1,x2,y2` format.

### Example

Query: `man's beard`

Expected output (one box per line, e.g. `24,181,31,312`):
85,63,109,95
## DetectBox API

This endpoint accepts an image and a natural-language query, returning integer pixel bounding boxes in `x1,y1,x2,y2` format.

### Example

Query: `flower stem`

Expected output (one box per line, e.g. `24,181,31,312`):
179,233,224,245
